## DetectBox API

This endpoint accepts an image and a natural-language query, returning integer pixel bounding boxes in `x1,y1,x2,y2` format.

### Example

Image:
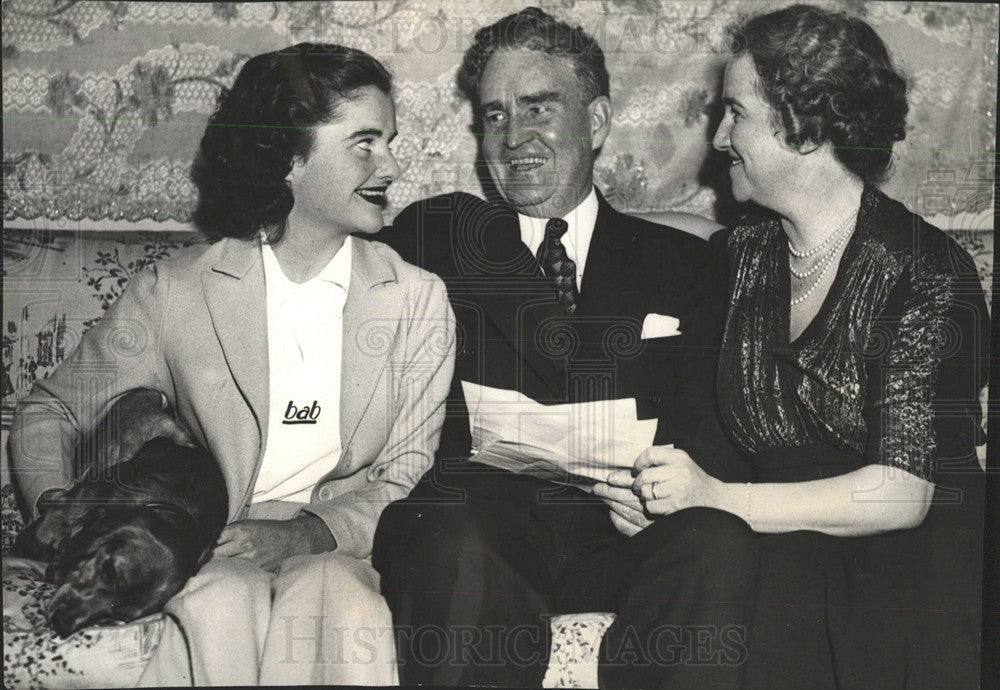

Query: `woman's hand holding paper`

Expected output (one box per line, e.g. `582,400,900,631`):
599,445,725,534
631,445,724,517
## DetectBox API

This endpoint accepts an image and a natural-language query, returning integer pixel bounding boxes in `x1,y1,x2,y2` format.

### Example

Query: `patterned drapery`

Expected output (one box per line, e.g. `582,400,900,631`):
3,0,997,226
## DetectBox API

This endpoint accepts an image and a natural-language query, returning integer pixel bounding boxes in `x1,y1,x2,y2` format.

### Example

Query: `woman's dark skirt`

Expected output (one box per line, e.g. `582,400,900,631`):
745,446,984,689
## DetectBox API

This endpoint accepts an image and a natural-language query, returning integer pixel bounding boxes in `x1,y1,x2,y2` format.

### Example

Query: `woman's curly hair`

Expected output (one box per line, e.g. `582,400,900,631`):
191,43,392,241
727,4,908,185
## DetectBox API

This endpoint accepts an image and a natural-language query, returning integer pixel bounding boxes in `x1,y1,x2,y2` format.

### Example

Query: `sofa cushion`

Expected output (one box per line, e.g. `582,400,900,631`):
3,557,166,689
543,612,617,689
2,484,23,556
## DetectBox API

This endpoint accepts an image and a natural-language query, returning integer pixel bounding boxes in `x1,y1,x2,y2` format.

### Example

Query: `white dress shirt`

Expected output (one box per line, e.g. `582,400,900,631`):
253,236,352,504
517,186,599,290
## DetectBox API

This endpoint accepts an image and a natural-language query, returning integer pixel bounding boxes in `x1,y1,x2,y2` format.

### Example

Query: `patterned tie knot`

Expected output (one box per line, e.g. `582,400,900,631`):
545,217,569,243
538,217,578,314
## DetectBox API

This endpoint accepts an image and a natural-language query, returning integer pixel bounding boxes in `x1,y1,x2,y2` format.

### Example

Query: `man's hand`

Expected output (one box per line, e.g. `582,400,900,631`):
594,477,653,537
214,515,337,572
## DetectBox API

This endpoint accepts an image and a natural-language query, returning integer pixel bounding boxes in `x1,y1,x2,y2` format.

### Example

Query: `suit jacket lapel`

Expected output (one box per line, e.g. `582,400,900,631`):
578,190,641,315
470,203,567,399
201,238,269,447
340,238,403,450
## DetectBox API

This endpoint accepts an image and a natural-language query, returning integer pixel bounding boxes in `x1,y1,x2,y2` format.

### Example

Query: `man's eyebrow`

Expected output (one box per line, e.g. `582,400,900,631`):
517,90,562,106
477,100,504,117
723,96,745,110
477,91,563,117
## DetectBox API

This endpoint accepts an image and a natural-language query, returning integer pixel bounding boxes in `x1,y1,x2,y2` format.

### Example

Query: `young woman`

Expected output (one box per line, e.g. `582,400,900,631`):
11,44,455,685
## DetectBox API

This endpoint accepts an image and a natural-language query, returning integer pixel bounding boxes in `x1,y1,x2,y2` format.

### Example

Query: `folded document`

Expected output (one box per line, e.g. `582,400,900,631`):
461,381,658,486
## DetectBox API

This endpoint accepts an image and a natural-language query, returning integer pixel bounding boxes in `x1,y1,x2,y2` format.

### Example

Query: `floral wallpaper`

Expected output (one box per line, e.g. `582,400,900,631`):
2,230,206,419
2,0,997,224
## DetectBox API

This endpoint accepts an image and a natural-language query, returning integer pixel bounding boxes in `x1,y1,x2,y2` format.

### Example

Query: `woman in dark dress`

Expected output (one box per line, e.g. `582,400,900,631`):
604,5,989,688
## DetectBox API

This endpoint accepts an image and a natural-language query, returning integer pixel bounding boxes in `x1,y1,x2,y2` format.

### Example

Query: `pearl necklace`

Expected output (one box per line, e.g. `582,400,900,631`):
789,223,852,279
787,208,858,258
789,230,851,305
789,209,859,306
789,252,828,280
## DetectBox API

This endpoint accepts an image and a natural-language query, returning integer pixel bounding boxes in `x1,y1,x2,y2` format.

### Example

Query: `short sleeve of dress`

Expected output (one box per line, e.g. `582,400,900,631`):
861,250,989,483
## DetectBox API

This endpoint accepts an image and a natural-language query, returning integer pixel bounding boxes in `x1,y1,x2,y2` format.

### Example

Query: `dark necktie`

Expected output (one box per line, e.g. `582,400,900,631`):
536,217,578,314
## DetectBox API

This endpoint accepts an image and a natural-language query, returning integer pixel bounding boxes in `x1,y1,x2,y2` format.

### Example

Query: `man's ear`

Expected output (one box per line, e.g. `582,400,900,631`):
589,95,612,150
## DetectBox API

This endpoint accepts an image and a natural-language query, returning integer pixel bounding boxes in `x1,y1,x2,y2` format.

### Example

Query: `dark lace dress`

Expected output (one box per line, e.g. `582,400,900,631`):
715,185,988,689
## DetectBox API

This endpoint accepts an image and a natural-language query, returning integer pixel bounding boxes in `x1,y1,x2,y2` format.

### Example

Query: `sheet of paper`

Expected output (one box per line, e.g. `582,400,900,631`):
461,381,658,485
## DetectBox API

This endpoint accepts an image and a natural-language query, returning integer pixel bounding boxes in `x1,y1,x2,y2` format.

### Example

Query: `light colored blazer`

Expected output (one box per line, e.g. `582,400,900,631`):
9,236,455,558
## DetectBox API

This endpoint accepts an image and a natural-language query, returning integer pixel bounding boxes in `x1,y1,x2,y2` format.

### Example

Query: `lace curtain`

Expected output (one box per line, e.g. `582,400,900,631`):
3,0,996,226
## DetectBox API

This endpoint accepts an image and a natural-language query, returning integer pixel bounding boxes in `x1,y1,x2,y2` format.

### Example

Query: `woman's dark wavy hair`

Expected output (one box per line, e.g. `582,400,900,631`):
726,4,908,185
191,43,392,241
457,7,609,107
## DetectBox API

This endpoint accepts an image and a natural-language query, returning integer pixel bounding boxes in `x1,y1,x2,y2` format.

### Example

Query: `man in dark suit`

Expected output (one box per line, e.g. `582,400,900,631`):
372,8,754,688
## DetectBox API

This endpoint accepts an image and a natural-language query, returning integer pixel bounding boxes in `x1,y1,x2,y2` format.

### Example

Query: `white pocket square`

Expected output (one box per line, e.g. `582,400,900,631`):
641,313,682,339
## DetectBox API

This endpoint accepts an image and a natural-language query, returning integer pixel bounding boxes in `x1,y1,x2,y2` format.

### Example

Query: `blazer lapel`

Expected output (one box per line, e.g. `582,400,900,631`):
201,238,269,443
340,239,404,449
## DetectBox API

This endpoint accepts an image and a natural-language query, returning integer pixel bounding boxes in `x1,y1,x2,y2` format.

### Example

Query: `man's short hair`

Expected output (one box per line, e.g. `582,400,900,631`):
457,7,609,106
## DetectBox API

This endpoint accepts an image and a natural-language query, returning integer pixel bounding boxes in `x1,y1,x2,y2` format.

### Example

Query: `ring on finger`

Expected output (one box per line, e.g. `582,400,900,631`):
651,482,659,501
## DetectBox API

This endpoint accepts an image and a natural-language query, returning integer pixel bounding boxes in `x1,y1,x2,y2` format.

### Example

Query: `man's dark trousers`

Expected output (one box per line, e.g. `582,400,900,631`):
371,191,754,688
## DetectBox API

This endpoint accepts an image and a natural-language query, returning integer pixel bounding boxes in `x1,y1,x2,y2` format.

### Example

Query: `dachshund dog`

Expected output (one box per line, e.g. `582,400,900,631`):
13,390,228,637
14,389,199,563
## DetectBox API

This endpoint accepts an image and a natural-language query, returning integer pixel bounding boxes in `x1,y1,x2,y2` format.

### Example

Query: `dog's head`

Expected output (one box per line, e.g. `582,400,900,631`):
44,505,204,638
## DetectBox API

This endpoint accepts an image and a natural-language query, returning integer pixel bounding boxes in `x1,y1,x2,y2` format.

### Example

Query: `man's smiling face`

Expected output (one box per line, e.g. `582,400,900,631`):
478,49,610,218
